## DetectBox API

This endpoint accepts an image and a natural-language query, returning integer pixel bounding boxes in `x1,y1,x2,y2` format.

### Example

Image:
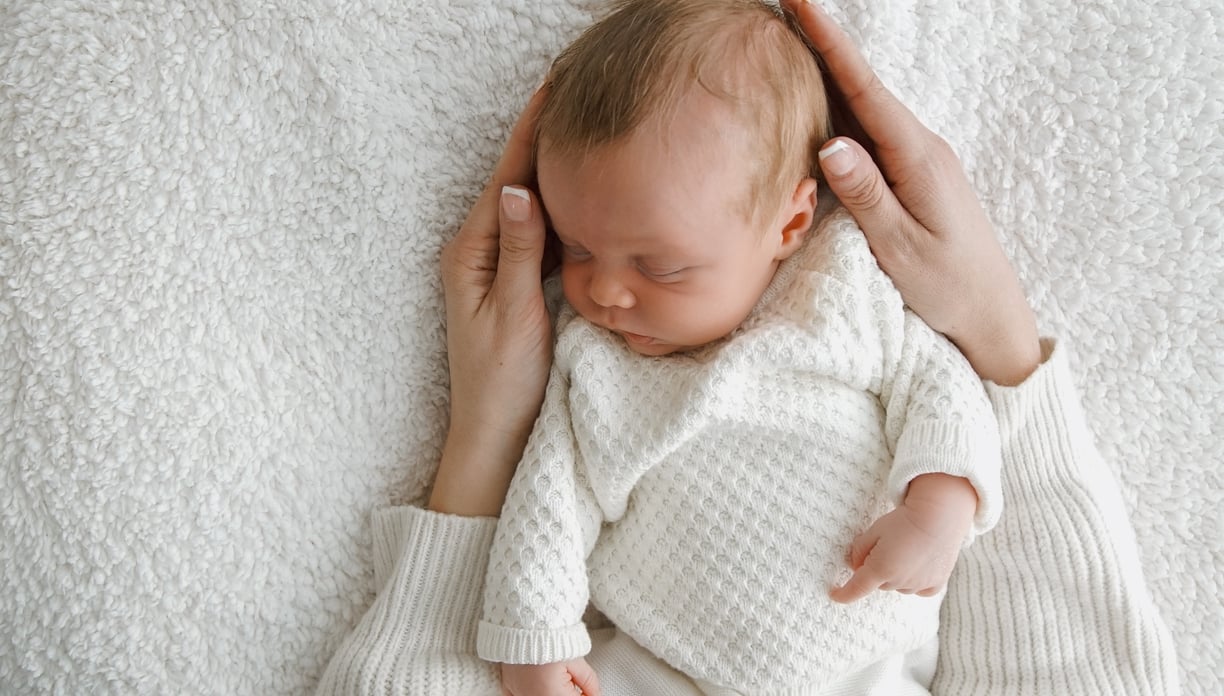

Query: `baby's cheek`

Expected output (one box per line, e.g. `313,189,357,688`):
559,265,582,305
560,266,598,322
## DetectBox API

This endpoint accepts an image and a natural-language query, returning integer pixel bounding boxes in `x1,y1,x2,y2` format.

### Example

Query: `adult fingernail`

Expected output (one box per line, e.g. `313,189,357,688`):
819,139,857,177
501,185,531,221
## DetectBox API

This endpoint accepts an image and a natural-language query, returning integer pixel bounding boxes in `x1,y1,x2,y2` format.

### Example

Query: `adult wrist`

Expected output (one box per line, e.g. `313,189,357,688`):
953,307,1042,386
427,424,529,517
961,336,1042,386
445,412,534,467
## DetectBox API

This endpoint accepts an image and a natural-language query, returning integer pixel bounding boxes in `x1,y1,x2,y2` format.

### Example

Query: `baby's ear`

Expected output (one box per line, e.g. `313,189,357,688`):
774,177,819,260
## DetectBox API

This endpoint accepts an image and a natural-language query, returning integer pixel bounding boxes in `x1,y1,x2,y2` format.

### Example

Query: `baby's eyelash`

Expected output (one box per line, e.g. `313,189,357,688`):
639,264,685,279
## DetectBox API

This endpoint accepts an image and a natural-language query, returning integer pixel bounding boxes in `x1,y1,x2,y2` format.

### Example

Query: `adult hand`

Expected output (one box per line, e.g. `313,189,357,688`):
782,0,1041,385
430,84,553,517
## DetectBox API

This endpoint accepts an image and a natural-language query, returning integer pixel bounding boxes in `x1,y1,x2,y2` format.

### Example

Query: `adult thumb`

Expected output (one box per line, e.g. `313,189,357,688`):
817,138,911,249
495,185,547,301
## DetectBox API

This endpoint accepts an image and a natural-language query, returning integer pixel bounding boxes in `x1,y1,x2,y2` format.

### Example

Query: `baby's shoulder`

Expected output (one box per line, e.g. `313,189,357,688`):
768,207,902,316
793,207,885,280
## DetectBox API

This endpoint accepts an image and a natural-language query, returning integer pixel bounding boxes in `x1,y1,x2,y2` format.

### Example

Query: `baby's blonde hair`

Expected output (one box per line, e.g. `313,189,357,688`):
537,0,832,223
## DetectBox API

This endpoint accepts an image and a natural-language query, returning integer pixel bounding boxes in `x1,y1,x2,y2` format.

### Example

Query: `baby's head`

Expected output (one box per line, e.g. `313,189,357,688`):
537,0,832,356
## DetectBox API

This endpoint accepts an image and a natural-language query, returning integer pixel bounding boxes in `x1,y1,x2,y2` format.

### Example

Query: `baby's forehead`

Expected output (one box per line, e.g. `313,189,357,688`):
552,85,758,156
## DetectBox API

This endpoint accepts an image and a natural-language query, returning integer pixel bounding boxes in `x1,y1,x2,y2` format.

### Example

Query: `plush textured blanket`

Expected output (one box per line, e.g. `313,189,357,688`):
1,0,1220,693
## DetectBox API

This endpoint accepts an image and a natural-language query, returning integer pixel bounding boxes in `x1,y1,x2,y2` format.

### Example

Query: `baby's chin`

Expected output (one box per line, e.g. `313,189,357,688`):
624,340,683,357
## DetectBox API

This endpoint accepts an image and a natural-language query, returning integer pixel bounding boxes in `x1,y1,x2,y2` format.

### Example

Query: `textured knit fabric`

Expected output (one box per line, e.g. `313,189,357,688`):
474,210,1003,692
314,338,1179,696
931,339,1181,696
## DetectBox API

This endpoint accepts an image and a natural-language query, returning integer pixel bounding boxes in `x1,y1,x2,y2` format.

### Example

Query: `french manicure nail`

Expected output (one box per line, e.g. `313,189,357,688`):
501,186,531,221
818,140,857,177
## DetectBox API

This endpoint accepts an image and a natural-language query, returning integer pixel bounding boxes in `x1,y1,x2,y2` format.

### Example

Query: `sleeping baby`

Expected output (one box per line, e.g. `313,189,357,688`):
477,0,1003,693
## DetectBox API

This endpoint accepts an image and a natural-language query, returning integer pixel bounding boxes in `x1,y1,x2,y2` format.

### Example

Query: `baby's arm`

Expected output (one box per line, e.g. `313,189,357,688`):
477,361,605,669
833,270,1004,602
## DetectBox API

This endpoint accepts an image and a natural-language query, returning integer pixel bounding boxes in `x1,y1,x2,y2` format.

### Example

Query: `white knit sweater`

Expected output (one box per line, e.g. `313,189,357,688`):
313,337,1179,696
474,211,1003,691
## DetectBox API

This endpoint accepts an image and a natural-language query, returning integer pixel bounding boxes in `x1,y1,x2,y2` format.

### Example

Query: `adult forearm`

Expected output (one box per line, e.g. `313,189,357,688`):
428,424,530,517
949,301,1042,387
314,507,502,695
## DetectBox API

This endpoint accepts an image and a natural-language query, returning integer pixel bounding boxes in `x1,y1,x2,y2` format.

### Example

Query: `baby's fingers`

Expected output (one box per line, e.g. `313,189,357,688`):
830,564,885,604
847,528,878,570
569,660,601,696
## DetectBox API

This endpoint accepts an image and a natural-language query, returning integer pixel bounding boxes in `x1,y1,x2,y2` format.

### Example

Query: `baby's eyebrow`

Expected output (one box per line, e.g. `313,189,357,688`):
633,252,692,266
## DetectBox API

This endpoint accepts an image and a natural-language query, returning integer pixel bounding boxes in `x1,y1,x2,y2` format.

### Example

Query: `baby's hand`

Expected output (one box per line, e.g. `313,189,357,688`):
830,473,978,604
500,659,601,696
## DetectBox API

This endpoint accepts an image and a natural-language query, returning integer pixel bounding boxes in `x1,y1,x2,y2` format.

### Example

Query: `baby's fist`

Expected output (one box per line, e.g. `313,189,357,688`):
500,659,601,696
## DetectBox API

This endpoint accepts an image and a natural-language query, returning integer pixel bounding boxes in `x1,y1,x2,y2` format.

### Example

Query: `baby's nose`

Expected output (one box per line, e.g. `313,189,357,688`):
589,267,635,309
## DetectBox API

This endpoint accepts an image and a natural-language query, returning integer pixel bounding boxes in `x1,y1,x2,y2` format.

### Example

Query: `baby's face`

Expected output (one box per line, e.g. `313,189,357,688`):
539,97,792,357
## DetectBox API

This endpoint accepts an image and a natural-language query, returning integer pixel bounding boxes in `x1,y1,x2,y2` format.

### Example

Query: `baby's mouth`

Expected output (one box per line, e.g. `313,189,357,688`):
619,330,656,346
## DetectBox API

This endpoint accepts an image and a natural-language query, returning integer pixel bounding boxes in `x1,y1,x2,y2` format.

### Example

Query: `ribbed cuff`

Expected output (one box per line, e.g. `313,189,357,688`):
888,420,1004,540
982,338,1102,493
371,506,498,653
476,620,592,665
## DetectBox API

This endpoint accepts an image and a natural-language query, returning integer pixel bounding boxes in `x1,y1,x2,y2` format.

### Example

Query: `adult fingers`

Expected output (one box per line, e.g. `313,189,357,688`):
781,0,925,158
818,137,919,262
493,186,547,307
483,81,551,212
442,83,549,308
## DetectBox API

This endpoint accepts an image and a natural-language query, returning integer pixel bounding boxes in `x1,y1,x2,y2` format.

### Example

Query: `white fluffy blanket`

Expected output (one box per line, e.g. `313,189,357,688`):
1,0,1220,693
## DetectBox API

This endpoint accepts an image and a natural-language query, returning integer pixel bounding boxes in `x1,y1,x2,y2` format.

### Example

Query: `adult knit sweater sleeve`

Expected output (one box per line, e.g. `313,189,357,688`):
476,361,604,665
314,507,502,695
932,339,1180,696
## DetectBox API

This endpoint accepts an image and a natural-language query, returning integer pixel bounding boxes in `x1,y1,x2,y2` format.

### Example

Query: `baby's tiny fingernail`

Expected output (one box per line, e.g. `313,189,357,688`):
502,186,531,221
819,139,857,177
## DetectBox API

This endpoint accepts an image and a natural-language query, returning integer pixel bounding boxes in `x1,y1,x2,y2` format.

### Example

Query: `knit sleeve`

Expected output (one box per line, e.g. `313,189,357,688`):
932,338,1180,696
879,308,1004,540
476,362,603,665
803,212,1002,539
313,506,502,695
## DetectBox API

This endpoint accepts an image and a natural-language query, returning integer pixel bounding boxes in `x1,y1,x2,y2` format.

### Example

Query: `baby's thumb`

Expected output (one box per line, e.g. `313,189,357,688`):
818,138,910,253
570,660,601,696
847,529,876,570
496,186,547,301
